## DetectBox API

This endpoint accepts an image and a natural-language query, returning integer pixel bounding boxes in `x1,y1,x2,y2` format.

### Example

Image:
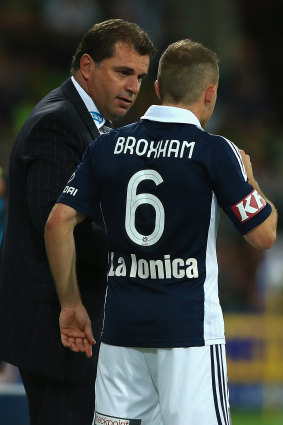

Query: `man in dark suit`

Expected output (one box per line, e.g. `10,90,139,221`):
0,19,156,425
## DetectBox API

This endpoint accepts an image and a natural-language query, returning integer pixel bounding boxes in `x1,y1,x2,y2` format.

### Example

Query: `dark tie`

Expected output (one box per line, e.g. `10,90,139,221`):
99,120,113,134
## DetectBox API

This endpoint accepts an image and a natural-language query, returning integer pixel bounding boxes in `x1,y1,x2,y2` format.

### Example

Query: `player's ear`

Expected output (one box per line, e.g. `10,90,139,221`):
154,80,161,100
204,84,217,106
80,54,94,80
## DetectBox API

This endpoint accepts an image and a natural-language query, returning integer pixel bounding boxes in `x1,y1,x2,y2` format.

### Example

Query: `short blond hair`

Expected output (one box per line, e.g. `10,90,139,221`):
157,39,219,104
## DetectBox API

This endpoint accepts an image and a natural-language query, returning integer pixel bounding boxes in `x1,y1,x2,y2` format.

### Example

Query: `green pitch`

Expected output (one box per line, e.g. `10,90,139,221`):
231,409,283,425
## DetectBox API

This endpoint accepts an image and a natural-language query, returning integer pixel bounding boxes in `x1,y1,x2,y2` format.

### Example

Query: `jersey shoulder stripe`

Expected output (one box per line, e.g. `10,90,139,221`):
208,132,247,181
221,136,247,181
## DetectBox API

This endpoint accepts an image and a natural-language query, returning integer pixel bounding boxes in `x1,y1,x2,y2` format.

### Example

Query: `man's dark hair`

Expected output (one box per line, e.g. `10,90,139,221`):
71,19,156,74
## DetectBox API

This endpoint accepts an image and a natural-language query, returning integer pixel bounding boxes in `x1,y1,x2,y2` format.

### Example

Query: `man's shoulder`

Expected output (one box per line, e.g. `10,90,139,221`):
205,131,241,158
35,80,76,115
23,81,82,131
13,84,82,147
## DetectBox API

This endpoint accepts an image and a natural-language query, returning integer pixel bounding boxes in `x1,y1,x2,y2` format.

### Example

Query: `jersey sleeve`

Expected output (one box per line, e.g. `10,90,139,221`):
210,136,272,234
57,142,101,221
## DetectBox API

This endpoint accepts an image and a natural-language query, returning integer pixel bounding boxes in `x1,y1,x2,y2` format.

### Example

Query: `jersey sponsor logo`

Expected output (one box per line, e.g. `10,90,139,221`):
62,185,78,196
108,252,199,280
114,136,195,159
95,412,141,425
231,189,266,222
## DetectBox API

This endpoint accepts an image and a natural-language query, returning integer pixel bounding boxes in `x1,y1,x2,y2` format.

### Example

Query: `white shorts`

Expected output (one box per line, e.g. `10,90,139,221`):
94,343,231,425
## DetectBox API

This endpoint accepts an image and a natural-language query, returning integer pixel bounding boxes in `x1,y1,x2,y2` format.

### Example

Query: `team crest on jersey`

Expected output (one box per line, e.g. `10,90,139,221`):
231,189,266,222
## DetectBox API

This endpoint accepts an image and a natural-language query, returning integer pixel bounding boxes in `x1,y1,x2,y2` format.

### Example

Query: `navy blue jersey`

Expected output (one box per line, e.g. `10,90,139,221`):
58,106,271,347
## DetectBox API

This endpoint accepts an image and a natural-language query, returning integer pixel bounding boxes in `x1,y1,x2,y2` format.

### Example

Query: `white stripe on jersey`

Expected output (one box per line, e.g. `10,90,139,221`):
204,193,225,344
222,137,247,181
210,345,232,425
218,346,231,425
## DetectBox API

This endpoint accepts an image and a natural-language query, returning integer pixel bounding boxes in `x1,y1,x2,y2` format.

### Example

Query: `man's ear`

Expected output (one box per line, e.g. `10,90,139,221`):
204,84,217,106
80,54,93,80
154,80,161,100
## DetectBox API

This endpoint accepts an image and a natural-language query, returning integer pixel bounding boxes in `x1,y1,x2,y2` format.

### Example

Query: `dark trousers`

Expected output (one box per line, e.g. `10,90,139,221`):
19,368,95,425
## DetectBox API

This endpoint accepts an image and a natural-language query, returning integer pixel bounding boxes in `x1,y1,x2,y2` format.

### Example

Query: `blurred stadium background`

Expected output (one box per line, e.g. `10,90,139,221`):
0,1,282,424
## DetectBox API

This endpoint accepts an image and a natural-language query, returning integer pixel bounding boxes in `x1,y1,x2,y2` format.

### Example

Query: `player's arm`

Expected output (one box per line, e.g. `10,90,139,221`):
240,150,277,250
45,203,95,357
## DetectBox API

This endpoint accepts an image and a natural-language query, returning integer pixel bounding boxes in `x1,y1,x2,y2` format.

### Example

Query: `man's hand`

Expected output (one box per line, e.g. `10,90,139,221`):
59,305,95,358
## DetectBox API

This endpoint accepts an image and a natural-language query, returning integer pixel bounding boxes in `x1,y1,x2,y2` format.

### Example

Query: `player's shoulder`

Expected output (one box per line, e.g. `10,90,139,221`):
188,125,226,147
115,121,141,136
205,130,241,156
205,131,247,177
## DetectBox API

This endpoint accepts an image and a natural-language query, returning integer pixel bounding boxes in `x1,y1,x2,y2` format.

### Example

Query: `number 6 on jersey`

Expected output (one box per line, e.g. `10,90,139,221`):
125,170,165,246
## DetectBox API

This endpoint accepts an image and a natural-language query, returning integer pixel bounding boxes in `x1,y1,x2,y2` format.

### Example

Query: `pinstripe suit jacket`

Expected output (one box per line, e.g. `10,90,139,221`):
0,78,107,383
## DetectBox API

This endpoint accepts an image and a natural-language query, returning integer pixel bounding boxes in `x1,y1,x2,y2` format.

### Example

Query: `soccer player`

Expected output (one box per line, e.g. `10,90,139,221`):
45,39,277,425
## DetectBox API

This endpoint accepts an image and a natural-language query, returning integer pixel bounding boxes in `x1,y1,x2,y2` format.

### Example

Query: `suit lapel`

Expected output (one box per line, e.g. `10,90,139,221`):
60,77,100,140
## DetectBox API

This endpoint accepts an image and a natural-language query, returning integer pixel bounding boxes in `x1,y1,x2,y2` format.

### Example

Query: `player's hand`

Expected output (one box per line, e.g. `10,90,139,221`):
59,305,95,358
